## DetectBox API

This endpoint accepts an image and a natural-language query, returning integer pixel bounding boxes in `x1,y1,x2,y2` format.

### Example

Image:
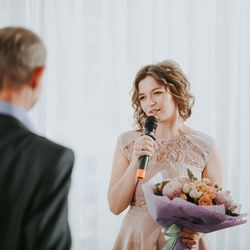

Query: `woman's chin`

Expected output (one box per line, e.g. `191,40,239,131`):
148,113,159,119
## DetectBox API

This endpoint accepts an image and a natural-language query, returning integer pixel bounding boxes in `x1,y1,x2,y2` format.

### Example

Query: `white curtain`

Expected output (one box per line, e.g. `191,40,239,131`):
0,0,249,249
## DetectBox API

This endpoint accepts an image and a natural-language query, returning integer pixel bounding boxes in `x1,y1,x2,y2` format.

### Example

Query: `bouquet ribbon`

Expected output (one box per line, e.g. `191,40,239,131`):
163,224,181,250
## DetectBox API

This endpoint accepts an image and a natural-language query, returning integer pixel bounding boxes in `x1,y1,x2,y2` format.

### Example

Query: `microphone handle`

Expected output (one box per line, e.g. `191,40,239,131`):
136,155,149,179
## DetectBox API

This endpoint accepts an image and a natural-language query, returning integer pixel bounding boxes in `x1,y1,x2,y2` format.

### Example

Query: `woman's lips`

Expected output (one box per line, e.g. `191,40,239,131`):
149,109,160,115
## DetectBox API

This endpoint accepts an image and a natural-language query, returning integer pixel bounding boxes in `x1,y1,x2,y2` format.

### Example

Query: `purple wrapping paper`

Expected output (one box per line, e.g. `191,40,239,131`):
142,170,247,234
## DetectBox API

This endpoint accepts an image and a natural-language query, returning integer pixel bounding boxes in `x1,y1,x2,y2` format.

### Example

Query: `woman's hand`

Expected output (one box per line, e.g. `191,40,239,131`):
131,135,156,165
181,229,204,249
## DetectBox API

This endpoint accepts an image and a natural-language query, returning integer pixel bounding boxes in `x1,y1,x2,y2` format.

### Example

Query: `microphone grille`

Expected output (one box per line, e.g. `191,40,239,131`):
144,116,158,133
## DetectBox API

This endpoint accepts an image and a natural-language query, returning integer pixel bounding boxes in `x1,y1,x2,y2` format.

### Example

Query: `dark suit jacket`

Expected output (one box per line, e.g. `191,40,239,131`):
0,114,74,250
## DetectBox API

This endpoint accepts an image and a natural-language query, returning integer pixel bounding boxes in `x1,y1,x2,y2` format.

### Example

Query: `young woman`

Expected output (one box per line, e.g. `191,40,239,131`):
108,60,222,250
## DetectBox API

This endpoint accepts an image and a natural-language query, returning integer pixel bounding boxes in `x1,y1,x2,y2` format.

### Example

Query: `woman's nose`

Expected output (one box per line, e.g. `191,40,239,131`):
147,98,156,107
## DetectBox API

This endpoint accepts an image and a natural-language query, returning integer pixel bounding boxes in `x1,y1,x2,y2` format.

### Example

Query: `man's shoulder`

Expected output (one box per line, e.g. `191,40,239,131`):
29,133,74,161
0,113,74,162
23,134,74,179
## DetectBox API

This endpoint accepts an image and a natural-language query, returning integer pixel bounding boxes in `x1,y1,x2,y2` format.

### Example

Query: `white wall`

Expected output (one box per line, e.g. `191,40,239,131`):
0,0,249,249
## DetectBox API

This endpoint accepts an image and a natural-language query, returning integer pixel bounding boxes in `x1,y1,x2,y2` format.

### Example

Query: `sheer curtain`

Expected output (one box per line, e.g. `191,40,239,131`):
0,0,249,249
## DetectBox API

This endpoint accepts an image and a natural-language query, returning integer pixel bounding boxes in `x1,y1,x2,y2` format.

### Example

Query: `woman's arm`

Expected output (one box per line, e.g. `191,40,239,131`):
107,145,138,215
202,146,223,186
108,135,155,215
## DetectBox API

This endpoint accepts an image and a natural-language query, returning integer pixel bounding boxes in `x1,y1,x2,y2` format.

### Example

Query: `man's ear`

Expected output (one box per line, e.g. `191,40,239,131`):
29,66,45,90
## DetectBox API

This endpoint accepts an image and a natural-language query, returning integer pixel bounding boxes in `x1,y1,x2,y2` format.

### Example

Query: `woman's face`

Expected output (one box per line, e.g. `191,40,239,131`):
138,75,177,123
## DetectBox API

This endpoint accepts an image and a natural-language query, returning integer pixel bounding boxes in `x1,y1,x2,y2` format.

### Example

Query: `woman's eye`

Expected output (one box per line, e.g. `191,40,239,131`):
154,91,162,95
139,96,145,101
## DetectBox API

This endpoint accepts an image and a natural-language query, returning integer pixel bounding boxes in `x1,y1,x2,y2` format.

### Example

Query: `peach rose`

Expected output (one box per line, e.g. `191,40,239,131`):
197,183,216,199
198,194,213,206
179,193,187,200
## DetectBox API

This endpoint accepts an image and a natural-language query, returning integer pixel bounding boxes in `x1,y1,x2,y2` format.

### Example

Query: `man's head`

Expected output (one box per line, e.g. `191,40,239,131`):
0,27,46,109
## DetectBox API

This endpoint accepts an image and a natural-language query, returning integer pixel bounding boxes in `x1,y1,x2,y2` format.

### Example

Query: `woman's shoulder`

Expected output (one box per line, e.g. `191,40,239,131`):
189,130,215,142
188,130,215,153
117,130,141,148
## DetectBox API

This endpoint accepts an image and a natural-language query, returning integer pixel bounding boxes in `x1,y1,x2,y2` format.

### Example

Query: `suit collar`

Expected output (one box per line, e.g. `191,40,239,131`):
0,100,35,132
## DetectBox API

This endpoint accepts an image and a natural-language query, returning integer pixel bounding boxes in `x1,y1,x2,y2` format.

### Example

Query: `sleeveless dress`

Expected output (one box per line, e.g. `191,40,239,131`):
113,130,215,250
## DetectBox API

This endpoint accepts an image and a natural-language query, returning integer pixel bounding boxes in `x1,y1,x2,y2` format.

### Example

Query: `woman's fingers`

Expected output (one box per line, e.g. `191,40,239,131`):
137,135,155,148
181,229,201,249
182,238,197,248
132,135,156,159
181,231,198,240
182,228,196,234
135,143,154,152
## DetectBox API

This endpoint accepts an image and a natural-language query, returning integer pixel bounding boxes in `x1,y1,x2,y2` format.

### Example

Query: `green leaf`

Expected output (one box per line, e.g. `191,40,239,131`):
152,180,169,196
187,168,198,181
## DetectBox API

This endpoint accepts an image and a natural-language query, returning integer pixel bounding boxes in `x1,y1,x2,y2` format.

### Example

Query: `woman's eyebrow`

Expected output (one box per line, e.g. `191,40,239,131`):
138,87,164,96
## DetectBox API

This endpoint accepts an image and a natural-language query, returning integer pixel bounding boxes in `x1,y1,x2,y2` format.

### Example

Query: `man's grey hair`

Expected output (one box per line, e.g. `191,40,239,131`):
0,27,46,89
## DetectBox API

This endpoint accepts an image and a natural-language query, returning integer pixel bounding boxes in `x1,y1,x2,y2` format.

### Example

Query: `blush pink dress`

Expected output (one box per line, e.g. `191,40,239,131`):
113,130,215,250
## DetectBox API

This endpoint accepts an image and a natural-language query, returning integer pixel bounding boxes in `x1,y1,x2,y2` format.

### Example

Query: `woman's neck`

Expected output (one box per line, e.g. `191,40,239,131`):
154,118,191,140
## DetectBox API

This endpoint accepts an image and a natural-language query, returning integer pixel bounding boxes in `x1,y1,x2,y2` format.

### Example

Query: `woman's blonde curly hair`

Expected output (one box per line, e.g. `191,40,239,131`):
131,60,195,131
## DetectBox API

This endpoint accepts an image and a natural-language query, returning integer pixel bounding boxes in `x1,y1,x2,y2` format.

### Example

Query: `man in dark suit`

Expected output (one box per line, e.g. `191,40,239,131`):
0,27,74,250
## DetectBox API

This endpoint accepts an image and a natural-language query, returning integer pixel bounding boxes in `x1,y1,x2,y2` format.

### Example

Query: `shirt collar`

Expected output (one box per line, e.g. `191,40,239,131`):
0,100,35,132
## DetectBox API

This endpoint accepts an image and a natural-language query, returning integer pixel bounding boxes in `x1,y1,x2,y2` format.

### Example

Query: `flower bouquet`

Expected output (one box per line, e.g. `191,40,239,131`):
142,169,247,250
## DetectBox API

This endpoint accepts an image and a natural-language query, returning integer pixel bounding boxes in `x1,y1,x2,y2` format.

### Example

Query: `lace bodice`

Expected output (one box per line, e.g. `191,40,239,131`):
117,130,215,209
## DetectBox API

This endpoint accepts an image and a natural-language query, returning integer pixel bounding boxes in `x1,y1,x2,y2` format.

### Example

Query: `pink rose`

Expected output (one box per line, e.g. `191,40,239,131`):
162,180,183,199
215,191,234,210
176,176,190,184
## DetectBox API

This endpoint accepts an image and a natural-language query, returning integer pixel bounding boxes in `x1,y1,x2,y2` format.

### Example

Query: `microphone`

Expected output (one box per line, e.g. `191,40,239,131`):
136,116,158,179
